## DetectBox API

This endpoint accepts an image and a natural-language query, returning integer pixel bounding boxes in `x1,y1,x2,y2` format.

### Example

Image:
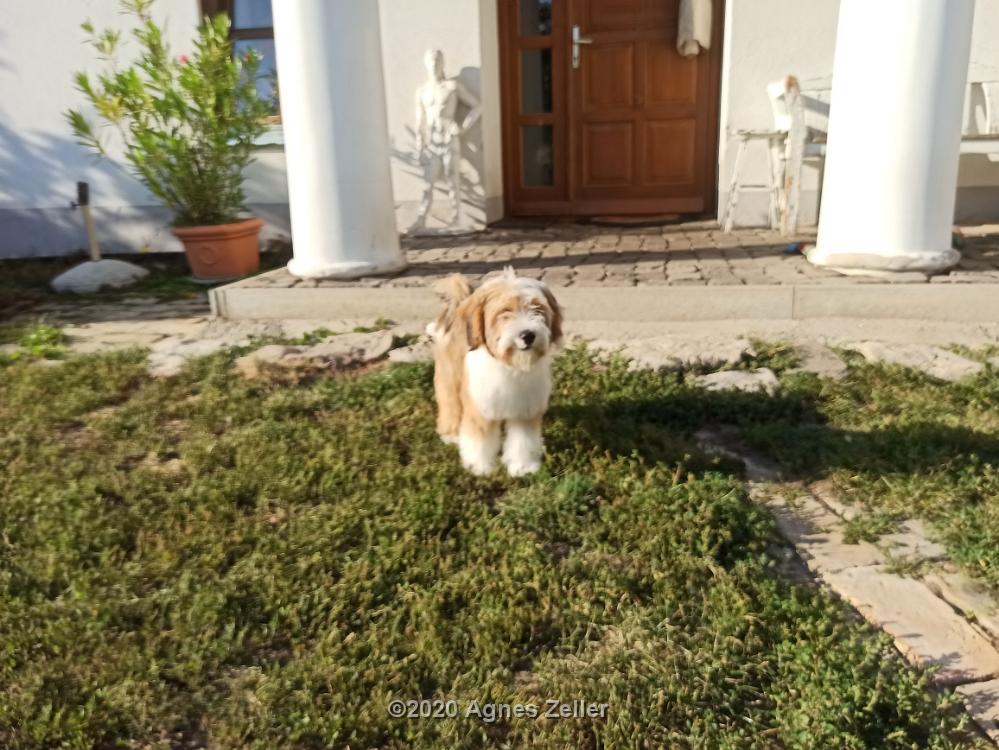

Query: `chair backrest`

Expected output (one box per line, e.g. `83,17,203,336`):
766,78,796,133
964,81,999,135
768,75,830,143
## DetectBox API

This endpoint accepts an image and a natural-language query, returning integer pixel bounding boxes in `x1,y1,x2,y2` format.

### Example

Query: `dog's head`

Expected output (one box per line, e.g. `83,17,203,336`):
460,268,563,370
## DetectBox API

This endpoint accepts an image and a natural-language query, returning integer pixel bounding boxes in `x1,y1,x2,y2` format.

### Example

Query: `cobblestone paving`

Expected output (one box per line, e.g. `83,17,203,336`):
228,221,999,290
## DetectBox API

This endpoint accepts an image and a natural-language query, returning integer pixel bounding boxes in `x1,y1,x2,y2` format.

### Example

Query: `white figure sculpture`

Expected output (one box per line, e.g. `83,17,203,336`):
410,49,482,233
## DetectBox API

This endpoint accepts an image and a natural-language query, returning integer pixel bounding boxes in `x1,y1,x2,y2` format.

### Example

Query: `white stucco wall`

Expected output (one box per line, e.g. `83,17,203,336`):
0,0,290,257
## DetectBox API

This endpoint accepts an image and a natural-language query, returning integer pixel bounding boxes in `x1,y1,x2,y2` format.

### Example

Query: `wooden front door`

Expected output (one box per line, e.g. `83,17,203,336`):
500,0,724,217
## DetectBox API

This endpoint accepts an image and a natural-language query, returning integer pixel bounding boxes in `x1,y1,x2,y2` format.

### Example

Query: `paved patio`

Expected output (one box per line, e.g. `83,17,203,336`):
233,221,999,290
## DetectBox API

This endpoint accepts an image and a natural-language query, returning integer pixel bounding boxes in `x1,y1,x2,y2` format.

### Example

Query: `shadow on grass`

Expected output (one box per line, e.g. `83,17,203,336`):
552,380,999,483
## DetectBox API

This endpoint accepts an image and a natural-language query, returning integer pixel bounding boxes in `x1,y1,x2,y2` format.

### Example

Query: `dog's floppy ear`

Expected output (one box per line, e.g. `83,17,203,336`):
541,286,564,346
458,292,486,349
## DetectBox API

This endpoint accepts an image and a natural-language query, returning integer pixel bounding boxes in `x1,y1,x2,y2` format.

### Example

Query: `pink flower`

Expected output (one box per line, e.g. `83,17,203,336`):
178,54,189,64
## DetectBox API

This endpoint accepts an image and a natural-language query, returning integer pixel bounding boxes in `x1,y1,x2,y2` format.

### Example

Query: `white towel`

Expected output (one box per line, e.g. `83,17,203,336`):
677,0,712,57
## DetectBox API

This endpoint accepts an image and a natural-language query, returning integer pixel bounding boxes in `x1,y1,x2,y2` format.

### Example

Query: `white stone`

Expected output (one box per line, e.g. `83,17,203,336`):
697,367,780,394
956,679,999,742
587,336,755,372
148,339,238,377
388,341,433,363
823,565,999,685
300,331,395,365
844,341,984,382
792,342,847,379
50,259,149,294
232,332,396,379
923,568,999,643
232,345,305,379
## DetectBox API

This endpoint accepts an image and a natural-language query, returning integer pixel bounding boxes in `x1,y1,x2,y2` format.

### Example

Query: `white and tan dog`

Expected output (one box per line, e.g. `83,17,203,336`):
428,268,563,476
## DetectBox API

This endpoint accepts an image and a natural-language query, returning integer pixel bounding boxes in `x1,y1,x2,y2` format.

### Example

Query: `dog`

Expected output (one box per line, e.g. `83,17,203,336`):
428,267,563,476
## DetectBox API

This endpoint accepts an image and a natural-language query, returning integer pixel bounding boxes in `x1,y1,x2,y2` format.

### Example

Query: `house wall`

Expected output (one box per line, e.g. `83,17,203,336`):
1,0,998,259
0,0,290,257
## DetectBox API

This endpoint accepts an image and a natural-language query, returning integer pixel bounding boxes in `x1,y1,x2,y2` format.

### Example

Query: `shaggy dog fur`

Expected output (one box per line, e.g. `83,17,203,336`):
428,268,563,476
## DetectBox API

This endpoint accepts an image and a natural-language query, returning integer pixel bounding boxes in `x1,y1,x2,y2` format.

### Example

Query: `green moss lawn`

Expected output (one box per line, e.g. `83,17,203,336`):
0,338,994,749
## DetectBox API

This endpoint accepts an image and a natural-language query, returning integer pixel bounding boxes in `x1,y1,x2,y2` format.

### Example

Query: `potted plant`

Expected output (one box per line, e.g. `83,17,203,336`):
67,0,271,281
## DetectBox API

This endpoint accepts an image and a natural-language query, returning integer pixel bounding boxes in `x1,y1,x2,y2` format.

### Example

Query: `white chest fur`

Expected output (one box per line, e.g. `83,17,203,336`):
464,347,552,421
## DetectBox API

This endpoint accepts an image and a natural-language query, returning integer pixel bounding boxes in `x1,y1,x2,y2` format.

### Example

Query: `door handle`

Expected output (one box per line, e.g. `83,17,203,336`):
572,25,593,69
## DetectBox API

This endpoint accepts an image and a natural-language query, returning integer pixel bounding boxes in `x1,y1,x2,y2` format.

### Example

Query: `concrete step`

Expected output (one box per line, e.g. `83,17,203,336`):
211,278,999,323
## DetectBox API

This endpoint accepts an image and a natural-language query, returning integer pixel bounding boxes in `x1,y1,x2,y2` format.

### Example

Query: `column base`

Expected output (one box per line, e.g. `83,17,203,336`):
806,245,959,274
287,256,408,280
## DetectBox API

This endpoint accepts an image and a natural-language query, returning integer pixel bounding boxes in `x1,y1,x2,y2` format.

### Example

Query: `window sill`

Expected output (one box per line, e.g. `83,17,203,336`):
254,124,284,148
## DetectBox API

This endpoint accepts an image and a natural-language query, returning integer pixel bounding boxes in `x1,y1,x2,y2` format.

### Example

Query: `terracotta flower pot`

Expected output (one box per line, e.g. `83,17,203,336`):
173,217,263,282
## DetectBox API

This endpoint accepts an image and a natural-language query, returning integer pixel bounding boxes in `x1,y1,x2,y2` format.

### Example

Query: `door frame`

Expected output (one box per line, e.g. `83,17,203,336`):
497,0,726,218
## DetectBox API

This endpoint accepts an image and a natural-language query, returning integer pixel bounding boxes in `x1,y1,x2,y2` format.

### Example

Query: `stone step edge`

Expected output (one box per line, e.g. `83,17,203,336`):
210,282,999,323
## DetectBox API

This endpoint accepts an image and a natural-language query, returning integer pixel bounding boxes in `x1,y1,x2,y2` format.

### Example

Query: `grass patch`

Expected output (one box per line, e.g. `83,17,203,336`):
842,511,901,544
0,322,67,366
0,345,983,748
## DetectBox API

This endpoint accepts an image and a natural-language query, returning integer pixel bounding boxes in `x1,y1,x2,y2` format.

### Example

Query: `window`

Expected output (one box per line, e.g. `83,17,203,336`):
202,0,279,120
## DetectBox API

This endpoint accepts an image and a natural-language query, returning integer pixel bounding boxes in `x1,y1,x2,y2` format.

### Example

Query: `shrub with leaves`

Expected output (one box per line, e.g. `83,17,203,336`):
66,0,270,227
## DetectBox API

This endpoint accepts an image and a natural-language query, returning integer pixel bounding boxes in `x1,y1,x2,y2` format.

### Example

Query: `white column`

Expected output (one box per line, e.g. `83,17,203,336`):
808,0,975,274
273,0,406,279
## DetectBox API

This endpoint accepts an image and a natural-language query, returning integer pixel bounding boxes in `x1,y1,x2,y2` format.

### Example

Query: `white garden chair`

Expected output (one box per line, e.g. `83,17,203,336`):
961,81,999,160
723,76,827,235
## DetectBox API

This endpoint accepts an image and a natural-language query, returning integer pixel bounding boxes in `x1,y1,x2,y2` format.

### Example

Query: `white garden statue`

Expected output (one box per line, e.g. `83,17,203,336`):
410,49,481,234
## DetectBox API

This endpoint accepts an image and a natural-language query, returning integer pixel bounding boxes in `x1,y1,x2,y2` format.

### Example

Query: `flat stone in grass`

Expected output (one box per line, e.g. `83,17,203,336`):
823,565,999,685
233,331,395,379
809,478,862,521
698,367,780,395
764,492,885,573
300,330,395,364
584,337,756,373
388,341,433,364
791,342,848,379
844,341,984,382
956,679,999,742
879,519,949,561
149,338,241,377
923,567,999,643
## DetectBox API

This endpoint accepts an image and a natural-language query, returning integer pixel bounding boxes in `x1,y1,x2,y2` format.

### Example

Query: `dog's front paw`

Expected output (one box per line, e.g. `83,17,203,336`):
462,456,496,476
438,432,459,445
504,457,541,477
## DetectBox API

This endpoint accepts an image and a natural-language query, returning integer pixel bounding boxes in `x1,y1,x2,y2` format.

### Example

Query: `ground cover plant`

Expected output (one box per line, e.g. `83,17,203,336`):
0,343,989,748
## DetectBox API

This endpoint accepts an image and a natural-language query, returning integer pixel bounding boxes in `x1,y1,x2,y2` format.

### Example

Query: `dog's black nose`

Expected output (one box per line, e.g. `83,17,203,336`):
519,330,536,346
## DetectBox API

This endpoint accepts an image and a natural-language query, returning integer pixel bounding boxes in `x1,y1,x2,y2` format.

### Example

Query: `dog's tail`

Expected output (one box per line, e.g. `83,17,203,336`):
427,274,473,341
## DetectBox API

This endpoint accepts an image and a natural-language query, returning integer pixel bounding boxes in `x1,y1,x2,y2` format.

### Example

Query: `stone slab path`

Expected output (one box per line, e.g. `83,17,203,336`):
695,428,999,743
